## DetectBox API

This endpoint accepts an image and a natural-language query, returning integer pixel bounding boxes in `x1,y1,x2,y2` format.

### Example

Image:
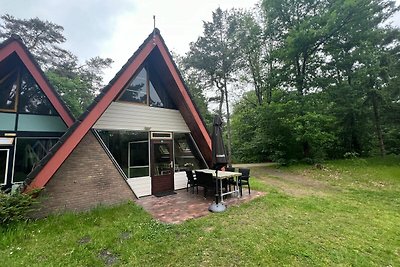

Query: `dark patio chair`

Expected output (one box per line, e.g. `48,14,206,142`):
238,168,251,196
225,167,236,191
186,170,198,194
195,171,216,198
225,167,235,172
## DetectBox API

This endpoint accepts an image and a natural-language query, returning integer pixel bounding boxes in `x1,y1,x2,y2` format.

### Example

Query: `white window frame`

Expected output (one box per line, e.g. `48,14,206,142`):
128,140,150,178
151,132,172,140
0,149,9,185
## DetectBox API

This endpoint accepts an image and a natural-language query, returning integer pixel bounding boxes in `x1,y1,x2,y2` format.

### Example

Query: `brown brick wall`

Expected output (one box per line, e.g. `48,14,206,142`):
34,131,135,217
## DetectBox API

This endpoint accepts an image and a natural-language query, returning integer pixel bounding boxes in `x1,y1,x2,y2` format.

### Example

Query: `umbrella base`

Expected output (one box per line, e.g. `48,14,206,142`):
208,202,226,212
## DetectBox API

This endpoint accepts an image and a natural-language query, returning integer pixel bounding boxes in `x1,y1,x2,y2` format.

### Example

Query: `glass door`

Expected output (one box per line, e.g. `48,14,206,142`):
0,149,9,185
151,140,174,194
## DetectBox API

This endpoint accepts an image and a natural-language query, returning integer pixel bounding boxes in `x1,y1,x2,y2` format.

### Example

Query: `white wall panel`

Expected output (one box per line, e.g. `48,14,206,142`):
94,102,190,133
174,171,187,190
127,176,151,197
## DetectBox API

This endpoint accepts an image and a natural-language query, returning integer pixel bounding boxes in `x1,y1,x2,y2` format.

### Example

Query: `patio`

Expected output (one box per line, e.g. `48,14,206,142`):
135,188,265,224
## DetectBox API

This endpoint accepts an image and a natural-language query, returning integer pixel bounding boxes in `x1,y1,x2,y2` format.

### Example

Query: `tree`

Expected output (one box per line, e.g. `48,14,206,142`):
0,15,113,116
322,1,400,156
229,0,400,163
172,52,213,130
184,7,240,163
234,10,276,105
259,0,400,158
0,14,73,70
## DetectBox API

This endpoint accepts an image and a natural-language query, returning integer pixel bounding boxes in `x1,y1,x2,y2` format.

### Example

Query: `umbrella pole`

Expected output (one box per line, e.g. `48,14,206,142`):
208,167,226,212
215,169,219,205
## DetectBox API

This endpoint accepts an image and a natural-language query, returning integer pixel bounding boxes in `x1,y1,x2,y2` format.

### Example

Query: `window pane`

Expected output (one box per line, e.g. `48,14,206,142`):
129,167,149,178
174,133,206,172
0,70,18,111
97,130,149,178
149,81,164,108
14,138,58,183
129,141,148,166
148,72,176,109
18,69,57,115
119,68,147,104
153,143,172,176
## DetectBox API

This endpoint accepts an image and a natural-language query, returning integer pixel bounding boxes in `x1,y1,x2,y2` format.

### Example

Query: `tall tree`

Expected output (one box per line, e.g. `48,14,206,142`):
0,14,73,70
184,7,240,163
172,51,213,130
261,0,399,157
234,10,275,105
322,1,399,156
0,15,113,116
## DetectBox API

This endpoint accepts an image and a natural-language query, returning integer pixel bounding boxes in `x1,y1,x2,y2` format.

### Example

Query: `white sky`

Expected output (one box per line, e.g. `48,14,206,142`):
2,0,400,84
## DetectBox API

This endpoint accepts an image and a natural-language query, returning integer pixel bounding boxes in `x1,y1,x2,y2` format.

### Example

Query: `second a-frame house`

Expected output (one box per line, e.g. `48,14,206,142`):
0,36,74,191
25,29,212,215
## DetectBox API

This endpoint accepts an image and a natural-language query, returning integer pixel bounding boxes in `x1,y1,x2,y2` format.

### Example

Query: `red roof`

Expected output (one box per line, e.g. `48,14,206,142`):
0,36,75,127
26,29,211,190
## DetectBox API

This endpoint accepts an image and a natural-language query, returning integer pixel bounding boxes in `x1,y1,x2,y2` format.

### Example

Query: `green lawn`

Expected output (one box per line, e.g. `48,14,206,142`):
1,156,399,266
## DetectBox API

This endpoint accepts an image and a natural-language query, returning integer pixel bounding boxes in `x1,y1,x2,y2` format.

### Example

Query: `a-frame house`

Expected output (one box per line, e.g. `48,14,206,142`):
0,36,74,190
24,29,212,215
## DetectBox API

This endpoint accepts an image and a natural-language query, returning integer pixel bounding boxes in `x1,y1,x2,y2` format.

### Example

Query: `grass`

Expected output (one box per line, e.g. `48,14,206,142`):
1,156,399,266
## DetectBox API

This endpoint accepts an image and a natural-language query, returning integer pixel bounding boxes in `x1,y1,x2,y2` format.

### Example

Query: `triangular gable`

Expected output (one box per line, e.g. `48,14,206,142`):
0,36,75,126
26,29,211,190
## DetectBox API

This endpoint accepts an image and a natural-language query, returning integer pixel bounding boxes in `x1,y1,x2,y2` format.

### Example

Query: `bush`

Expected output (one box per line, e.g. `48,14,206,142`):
0,189,38,226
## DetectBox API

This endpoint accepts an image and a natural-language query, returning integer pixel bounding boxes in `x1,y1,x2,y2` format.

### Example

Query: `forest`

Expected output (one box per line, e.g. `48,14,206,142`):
1,0,400,165
182,0,400,164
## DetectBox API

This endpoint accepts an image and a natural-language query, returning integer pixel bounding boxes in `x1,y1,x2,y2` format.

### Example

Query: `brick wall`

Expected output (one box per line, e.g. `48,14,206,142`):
34,131,135,217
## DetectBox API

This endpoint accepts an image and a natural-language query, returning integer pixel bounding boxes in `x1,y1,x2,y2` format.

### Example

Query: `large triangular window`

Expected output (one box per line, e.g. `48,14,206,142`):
119,68,147,104
18,68,57,115
118,66,176,109
0,56,57,115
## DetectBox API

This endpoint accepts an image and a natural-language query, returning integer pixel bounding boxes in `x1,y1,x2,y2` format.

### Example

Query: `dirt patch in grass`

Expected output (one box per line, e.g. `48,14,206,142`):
236,164,336,197
119,231,131,240
77,235,91,245
98,249,118,266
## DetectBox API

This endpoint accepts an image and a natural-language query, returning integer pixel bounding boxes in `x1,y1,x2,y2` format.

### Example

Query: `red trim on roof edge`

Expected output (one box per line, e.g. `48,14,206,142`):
153,37,212,149
0,41,74,126
27,39,156,190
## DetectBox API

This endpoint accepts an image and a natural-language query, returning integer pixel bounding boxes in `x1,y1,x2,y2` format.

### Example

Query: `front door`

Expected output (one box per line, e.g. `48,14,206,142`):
0,149,10,186
151,139,174,194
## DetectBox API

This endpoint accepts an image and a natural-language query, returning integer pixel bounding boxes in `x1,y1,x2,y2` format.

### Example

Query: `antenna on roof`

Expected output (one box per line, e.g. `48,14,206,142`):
152,15,156,43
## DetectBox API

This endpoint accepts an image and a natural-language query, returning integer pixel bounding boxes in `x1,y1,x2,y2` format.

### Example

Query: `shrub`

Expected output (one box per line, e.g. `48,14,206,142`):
0,189,39,226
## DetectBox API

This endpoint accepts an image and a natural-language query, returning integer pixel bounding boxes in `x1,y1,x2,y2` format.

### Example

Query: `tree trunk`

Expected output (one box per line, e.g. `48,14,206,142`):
218,88,224,117
371,95,386,156
223,76,232,165
214,78,224,117
267,60,273,105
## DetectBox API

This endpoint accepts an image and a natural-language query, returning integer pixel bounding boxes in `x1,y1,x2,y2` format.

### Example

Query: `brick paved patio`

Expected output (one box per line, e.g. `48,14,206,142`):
135,188,265,224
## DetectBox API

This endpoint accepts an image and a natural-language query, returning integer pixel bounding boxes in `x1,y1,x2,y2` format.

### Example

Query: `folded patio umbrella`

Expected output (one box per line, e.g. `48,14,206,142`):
212,114,228,170
209,114,228,212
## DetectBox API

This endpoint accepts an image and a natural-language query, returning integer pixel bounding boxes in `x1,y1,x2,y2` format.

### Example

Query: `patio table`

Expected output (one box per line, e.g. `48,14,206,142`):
197,169,242,203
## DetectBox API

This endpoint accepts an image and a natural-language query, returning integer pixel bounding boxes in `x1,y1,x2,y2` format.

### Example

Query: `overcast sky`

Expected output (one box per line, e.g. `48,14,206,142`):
2,0,400,83
2,0,259,82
